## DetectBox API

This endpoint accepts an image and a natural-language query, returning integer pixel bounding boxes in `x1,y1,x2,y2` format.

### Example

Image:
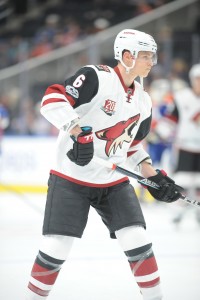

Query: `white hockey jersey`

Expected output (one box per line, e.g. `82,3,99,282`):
160,87,200,153
41,65,152,187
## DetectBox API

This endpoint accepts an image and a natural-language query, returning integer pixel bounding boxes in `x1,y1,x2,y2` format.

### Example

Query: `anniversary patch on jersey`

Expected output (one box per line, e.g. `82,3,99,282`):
101,99,116,116
95,65,111,72
95,114,140,156
66,85,79,98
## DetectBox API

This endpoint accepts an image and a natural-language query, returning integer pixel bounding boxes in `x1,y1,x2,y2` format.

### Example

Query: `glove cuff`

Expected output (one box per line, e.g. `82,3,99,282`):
70,126,93,144
77,126,93,144
159,169,167,176
77,133,93,144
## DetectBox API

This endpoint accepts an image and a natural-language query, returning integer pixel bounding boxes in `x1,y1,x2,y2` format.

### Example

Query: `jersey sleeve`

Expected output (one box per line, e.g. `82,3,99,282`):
40,84,79,130
40,66,99,130
64,66,99,108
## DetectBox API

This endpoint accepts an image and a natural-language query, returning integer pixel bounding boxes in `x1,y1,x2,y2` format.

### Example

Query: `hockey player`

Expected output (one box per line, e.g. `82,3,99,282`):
159,63,200,224
26,29,182,300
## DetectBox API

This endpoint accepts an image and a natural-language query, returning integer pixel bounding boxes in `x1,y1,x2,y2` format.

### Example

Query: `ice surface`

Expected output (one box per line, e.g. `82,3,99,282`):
0,193,200,300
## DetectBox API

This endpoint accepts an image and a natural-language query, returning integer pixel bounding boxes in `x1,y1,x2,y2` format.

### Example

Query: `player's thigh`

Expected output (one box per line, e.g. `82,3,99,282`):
43,174,90,237
109,182,145,227
95,181,146,238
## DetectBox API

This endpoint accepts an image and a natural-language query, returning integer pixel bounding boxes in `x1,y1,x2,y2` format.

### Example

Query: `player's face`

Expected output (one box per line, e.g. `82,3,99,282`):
134,51,155,77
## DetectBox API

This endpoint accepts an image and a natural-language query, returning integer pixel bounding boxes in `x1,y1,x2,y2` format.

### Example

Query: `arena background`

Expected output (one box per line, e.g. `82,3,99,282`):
0,1,200,299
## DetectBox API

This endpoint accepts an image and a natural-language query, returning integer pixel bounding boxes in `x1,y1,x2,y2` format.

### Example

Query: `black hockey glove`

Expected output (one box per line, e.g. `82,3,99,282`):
67,126,94,166
147,169,183,203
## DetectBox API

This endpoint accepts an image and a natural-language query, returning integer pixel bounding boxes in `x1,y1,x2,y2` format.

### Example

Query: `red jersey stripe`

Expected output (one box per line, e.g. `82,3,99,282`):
42,98,67,107
42,84,75,107
50,170,129,187
129,139,141,148
127,150,137,157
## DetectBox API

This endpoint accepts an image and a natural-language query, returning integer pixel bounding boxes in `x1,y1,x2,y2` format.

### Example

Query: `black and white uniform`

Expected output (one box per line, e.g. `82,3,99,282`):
27,65,163,300
165,87,200,173
155,86,200,193
41,65,152,238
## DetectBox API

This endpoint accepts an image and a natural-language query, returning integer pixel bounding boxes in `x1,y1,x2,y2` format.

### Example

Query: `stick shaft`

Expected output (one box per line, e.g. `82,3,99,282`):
93,156,200,208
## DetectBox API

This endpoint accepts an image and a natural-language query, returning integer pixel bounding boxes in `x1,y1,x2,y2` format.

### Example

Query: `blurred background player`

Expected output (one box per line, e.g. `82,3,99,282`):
147,75,188,170
153,63,200,224
172,63,200,224
137,70,188,203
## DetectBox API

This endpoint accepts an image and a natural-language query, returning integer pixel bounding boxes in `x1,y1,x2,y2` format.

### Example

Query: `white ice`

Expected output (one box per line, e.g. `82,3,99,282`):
0,192,200,300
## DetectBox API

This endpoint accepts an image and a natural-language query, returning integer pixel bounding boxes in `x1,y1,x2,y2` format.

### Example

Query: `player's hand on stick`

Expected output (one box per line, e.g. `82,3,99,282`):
67,126,94,166
147,170,183,203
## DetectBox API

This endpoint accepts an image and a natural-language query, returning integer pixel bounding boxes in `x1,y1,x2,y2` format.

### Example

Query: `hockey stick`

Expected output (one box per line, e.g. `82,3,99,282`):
93,156,200,208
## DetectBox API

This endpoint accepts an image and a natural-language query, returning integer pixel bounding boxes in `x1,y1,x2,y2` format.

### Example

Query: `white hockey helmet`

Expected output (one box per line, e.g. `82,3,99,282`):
189,63,200,82
114,29,157,66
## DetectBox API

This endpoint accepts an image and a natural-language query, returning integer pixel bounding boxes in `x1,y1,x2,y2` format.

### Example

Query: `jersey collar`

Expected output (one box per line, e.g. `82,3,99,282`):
114,66,135,94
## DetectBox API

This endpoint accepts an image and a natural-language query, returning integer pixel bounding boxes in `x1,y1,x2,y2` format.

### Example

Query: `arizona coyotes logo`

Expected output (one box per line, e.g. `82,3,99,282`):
95,114,140,156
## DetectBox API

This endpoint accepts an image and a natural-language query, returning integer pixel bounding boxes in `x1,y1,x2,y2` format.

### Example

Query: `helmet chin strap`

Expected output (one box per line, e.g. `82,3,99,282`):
120,58,135,74
120,58,144,89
